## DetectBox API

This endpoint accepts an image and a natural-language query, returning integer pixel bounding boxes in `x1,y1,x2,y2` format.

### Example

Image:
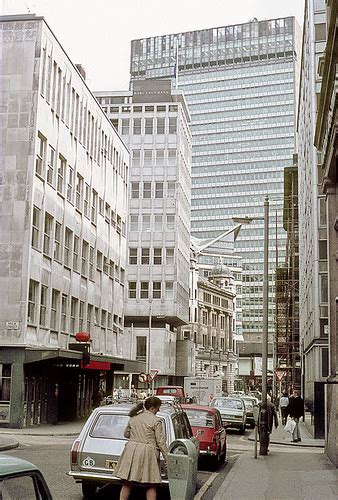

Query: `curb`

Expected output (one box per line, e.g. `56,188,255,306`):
1,432,79,437
0,440,20,452
247,435,324,448
214,454,246,499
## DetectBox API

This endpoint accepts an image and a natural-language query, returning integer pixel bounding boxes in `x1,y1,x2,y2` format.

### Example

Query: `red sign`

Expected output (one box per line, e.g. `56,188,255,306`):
75,332,91,342
274,369,286,381
149,369,159,380
81,360,111,370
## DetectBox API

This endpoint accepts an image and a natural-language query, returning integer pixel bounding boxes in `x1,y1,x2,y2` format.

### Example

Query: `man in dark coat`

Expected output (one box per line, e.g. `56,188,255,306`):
287,390,304,442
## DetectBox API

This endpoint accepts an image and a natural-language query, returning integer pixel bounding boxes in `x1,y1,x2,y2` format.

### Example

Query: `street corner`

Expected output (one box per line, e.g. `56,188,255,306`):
0,436,19,452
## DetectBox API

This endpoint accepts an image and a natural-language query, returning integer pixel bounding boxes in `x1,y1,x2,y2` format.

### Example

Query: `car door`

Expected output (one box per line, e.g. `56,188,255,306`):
215,410,226,452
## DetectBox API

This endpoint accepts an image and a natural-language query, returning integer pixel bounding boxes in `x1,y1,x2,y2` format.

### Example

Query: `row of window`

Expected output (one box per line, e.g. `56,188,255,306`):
40,48,125,170
203,292,229,308
36,133,126,231
132,148,177,166
129,247,174,266
32,207,125,282
199,309,230,330
116,117,177,136
128,281,174,300
99,102,177,114
131,181,176,199
28,280,122,333
129,213,175,232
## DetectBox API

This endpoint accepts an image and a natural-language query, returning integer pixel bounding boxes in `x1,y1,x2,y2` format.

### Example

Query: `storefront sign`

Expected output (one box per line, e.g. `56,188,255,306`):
5,321,20,330
0,403,10,422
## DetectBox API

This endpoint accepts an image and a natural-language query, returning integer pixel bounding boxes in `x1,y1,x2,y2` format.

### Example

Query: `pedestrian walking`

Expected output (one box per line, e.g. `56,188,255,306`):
114,396,168,500
287,390,304,442
279,392,289,425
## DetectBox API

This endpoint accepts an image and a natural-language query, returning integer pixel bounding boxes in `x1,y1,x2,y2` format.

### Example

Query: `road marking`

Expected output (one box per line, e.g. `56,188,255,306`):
194,471,218,500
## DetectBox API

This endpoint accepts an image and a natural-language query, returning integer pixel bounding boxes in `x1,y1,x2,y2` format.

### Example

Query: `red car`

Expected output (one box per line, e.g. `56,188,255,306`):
182,404,226,467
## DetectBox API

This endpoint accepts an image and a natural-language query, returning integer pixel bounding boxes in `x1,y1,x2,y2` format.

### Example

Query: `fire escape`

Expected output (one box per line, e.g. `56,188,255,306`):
275,164,300,391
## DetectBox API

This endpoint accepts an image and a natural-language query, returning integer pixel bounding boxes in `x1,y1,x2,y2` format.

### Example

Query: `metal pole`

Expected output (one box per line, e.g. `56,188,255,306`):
260,195,269,455
147,305,152,395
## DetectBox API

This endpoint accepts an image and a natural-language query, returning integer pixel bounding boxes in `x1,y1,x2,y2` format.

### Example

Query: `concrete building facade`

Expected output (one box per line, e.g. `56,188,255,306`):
0,14,144,427
95,80,192,386
129,17,301,343
297,0,328,439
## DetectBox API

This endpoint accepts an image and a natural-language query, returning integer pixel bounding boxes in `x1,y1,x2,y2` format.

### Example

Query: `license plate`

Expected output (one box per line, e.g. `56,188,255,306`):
105,460,117,470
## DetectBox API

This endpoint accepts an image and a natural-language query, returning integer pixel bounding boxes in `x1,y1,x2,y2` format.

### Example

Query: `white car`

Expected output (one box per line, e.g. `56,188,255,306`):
210,397,247,434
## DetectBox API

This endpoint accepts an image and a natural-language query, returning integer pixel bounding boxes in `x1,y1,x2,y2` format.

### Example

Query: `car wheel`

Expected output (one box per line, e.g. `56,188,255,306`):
82,481,97,499
219,447,226,464
238,425,246,435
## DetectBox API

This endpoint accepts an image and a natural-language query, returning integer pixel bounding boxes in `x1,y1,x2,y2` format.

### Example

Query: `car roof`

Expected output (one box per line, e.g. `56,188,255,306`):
92,403,185,418
0,455,39,477
181,404,218,413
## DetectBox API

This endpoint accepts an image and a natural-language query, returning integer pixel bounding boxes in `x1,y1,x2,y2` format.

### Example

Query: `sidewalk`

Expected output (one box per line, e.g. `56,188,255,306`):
0,420,84,437
248,421,325,448
215,448,337,500
0,435,19,452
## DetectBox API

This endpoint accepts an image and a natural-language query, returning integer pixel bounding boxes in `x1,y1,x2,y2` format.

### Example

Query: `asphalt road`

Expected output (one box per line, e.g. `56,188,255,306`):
3,429,251,499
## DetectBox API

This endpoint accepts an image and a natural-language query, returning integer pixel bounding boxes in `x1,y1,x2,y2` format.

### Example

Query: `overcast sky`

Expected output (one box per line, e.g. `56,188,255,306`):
2,0,304,91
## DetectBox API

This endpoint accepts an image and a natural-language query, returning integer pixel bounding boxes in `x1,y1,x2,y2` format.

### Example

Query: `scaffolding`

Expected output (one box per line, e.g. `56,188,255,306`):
275,164,300,393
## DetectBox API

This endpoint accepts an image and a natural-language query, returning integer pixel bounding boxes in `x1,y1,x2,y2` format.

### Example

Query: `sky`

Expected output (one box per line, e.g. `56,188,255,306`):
2,0,304,91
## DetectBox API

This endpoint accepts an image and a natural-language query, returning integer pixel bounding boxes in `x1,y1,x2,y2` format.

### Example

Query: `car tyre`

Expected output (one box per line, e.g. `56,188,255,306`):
238,425,246,435
82,481,97,499
219,447,226,464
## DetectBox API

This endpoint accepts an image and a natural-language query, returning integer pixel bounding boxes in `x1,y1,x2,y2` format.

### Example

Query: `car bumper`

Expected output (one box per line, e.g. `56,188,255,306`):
199,449,217,456
68,470,169,485
221,419,244,428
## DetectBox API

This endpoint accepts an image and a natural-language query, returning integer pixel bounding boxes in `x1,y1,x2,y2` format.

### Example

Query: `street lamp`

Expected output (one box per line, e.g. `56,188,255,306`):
235,195,270,455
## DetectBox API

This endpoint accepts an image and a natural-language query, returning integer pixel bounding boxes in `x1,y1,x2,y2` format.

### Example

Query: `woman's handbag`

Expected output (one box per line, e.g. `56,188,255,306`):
284,419,296,433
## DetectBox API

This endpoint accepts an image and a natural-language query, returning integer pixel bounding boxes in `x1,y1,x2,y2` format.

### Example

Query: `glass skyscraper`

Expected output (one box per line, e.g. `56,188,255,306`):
130,17,300,341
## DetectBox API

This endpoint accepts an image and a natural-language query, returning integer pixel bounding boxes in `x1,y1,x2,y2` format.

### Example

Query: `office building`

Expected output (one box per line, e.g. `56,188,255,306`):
95,80,192,385
0,14,144,427
130,17,301,342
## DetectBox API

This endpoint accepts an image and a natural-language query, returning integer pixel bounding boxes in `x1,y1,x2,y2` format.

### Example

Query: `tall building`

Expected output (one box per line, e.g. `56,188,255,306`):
95,80,192,386
130,17,301,342
0,14,144,427
314,0,338,466
297,0,328,439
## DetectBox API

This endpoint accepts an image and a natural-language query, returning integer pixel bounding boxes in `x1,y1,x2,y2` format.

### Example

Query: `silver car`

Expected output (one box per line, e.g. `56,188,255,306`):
210,397,247,434
68,403,198,498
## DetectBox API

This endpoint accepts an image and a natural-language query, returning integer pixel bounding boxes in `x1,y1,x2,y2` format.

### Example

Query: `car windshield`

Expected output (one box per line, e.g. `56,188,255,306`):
243,400,254,409
185,409,214,428
91,414,129,439
160,388,179,394
213,399,243,410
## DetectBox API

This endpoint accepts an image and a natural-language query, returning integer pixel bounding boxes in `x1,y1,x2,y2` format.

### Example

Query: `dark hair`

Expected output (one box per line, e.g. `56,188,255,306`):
129,396,162,417
283,392,288,397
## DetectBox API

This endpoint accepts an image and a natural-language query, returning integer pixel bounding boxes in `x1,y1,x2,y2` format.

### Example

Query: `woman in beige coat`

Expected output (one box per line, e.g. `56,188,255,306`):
114,396,168,500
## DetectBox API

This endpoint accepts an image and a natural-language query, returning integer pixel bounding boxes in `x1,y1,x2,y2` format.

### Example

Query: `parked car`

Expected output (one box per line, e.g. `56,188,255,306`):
156,395,180,404
155,386,186,403
182,404,226,468
229,394,258,428
69,402,199,498
0,455,52,499
210,397,247,434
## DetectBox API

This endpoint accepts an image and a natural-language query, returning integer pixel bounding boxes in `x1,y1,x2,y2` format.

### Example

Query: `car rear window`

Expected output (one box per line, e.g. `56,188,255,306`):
91,414,129,439
159,388,179,395
213,399,243,410
185,409,214,428
243,400,254,409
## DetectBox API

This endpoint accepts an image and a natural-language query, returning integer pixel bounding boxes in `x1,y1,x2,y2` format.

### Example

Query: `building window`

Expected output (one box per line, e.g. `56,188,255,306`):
47,146,56,186
165,281,174,299
143,182,152,199
169,117,177,134
121,118,130,135
166,214,175,229
153,281,161,299
43,213,53,257
166,248,174,264
61,294,67,332
220,316,225,330
39,285,48,327
129,248,138,265
96,250,103,271
133,118,141,135
145,118,153,135
144,150,152,166
36,133,46,178
75,173,84,211
70,297,78,333
84,183,91,218
128,281,137,299
202,311,208,326
0,365,11,404
167,181,175,198
168,149,176,165
153,248,162,265
141,248,150,264
131,182,140,199
155,150,164,166
64,228,73,268
155,182,163,198
132,150,140,166
91,190,98,224
103,257,110,275
142,214,151,231
28,280,38,323
140,282,149,299
130,215,139,231
54,221,62,262
89,246,95,280
154,214,163,231
51,289,60,331
87,304,93,332
57,154,66,195
73,235,79,272
31,206,41,250
136,336,147,361
156,117,165,134
79,301,85,331
211,313,217,327
81,241,89,276
67,166,74,203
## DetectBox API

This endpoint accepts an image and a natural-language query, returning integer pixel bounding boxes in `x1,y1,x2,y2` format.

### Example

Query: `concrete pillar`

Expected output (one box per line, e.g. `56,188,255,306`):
10,361,25,428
